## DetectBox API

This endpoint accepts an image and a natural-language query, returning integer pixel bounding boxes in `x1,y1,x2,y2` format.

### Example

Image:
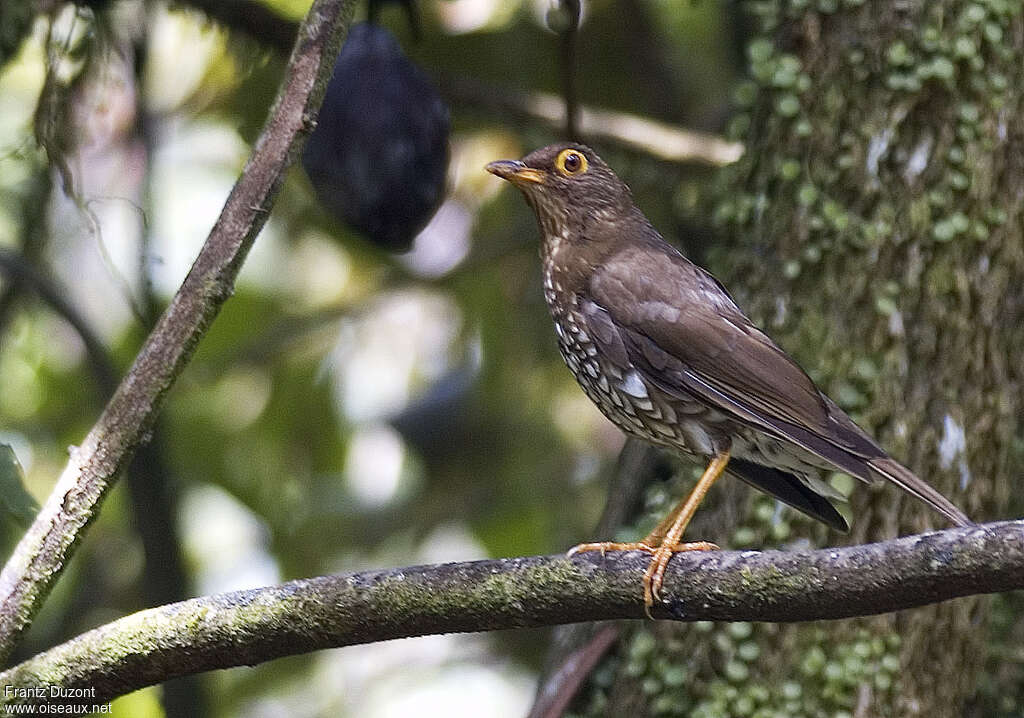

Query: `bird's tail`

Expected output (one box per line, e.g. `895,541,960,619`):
868,457,972,527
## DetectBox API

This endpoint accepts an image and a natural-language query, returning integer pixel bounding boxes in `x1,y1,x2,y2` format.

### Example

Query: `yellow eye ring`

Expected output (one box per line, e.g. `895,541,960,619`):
555,148,588,177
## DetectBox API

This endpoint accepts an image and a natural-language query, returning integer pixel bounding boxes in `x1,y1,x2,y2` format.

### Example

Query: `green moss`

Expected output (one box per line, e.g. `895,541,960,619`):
775,93,801,117
887,41,914,66
779,158,802,180
796,184,818,206
577,0,1023,714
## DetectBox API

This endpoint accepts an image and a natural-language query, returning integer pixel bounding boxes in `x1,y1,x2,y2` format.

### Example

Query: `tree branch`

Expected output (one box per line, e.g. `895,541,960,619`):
0,0,357,665
1,521,1020,705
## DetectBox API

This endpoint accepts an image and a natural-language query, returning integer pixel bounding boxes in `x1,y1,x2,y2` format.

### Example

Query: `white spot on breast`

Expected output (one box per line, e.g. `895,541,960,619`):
640,301,681,323
681,422,714,456
620,370,648,398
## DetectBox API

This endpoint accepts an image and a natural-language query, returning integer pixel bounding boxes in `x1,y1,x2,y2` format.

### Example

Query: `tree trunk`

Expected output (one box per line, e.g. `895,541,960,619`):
570,2,1024,716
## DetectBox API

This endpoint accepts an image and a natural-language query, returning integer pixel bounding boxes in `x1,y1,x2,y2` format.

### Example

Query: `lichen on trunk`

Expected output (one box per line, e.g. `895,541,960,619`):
568,1,1024,716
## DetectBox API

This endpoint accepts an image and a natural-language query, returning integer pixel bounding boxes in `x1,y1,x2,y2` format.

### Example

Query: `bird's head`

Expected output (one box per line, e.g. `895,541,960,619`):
486,144,633,240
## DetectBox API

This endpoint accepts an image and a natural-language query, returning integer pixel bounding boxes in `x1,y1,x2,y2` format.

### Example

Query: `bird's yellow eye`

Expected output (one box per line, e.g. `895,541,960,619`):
555,149,588,177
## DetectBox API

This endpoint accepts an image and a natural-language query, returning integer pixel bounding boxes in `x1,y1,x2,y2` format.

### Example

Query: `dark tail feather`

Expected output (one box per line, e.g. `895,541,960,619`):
728,458,849,532
869,457,972,527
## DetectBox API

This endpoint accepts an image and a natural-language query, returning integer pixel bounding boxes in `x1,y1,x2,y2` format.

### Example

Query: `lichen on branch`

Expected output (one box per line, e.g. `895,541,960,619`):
1,520,1021,706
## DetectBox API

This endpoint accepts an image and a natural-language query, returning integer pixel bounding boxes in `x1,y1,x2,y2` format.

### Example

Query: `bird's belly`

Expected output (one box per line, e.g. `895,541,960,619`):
550,306,834,489
729,430,843,499
730,432,827,472
554,330,726,458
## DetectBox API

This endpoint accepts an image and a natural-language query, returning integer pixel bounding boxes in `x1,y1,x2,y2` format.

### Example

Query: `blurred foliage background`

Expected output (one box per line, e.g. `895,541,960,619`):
1,1,1019,717
0,2,746,715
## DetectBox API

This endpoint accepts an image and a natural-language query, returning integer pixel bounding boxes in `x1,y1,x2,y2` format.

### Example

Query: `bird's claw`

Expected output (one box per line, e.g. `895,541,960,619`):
641,541,720,618
567,541,658,558
567,540,718,617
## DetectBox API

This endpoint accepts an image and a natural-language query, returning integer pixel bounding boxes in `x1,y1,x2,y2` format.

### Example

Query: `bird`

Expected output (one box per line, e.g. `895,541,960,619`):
486,143,971,616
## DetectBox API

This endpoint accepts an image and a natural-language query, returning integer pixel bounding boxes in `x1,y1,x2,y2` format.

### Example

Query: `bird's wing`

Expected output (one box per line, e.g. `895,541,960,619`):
726,457,849,531
584,245,882,478
582,244,971,527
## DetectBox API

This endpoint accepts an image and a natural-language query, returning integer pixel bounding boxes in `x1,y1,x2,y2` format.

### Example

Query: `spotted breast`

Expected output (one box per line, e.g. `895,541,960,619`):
542,247,851,513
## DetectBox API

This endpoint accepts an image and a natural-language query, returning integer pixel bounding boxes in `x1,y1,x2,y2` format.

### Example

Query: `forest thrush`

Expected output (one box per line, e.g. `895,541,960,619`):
486,143,971,615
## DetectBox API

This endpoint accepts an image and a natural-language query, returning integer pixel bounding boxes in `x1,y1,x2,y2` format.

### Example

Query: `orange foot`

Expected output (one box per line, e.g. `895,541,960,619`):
568,540,719,618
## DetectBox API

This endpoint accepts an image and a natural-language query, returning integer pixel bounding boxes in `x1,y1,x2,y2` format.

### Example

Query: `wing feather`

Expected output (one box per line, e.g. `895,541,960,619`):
588,244,885,477
584,242,971,528
577,243,966,528
727,458,849,531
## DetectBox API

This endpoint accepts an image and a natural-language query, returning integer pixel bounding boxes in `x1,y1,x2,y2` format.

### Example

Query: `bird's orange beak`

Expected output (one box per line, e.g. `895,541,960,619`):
485,160,545,187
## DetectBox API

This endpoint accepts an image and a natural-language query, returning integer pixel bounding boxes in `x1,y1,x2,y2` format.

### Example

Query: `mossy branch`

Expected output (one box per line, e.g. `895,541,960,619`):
0,0,357,665
2,521,1021,705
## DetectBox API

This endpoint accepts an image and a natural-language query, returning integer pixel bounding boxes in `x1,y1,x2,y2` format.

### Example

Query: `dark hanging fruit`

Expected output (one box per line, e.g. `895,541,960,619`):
303,22,450,253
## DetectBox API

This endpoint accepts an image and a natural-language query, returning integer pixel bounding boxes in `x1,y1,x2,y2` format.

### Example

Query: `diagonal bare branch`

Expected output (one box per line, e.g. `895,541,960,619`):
1,521,1020,706
0,0,357,665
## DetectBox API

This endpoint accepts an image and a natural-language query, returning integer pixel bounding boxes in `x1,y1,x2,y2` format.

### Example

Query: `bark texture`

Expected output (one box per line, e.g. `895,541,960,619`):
0,0,357,665
2,522,1023,707
573,2,1024,716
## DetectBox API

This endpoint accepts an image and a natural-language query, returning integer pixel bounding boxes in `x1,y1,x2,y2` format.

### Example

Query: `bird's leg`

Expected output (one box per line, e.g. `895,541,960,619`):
642,482,706,547
641,450,730,616
568,450,730,617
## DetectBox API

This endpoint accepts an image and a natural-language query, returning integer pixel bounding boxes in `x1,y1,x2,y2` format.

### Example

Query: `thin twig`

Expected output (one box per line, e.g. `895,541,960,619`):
559,0,582,140
0,248,117,393
0,0,357,665
170,0,743,166
0,521,1020,706
438,75,743,166
528,439,661,718
529,624,621,718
